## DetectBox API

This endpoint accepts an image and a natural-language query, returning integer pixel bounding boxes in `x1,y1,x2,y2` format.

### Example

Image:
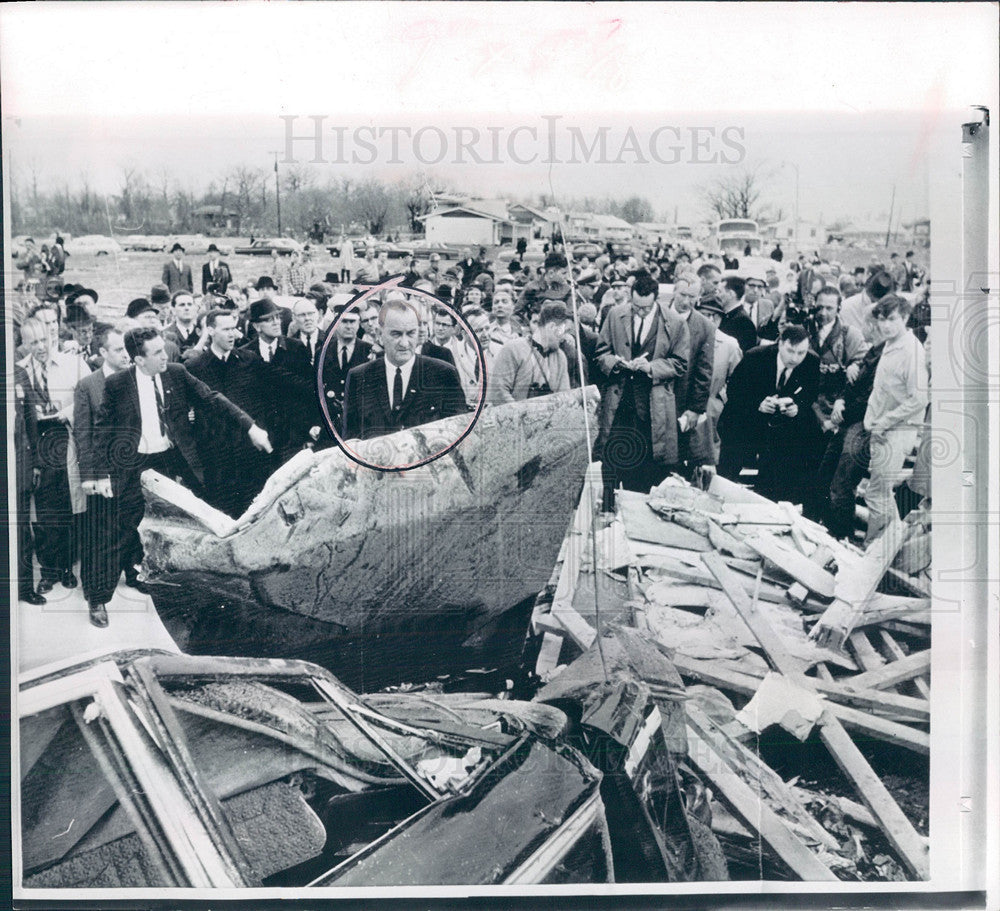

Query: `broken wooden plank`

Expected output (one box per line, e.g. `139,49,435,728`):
847,650,931,691
848,630,888,675
617,490,714,552
809,518,906,651
534,631,565,677
671,654,929,727
701,551,930,880
877,630,930,700
833,704,929,755
685,721,840,880
741,529,837,600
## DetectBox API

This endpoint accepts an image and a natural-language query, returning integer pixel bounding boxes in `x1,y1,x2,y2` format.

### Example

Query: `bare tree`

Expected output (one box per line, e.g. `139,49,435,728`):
349,178,392,235
701,166,769,221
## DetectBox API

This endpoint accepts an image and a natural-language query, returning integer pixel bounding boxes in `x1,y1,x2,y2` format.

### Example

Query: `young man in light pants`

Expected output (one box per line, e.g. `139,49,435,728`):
862,294,928,543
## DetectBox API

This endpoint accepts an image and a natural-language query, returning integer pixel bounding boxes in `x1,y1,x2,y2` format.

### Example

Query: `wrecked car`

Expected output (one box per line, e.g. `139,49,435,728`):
18,651,612,889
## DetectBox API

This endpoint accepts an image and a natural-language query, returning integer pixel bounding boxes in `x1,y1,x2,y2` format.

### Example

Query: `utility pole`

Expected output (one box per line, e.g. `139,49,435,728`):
272,152,282,236
884,184,895,248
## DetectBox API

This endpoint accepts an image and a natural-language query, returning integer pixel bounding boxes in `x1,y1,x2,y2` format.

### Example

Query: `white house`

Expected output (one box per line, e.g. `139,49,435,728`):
419,202,514,247
762,219,827,247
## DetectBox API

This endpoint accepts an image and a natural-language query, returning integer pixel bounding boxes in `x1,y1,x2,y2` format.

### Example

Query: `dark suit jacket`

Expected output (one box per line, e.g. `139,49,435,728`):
201,259,232,295
162,260,194,294
321,338,374,410
343,355,467,441
14,365,39,494
162,322,202,355
718,344,819,440
719,308,758,353
73,367,110,482
238,336,313,450
419,339,455,367
96,364,254,487
290,325,332,369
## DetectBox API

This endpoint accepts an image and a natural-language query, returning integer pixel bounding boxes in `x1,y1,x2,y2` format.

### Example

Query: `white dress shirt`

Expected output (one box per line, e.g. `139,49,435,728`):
135,370,172,454
383,356,416,408
258,338,278,362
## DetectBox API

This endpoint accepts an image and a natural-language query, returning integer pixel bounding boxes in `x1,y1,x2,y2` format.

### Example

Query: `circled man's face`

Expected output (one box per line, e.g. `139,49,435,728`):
382,307,420,367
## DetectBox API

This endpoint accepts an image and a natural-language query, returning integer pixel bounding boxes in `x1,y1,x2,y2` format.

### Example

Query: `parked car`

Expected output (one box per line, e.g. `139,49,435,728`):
571,242,603,261
65,235,123,256
401,241,458,261
233,238,303,256
18,651,610,889
166,235,234,256
121,235,169,252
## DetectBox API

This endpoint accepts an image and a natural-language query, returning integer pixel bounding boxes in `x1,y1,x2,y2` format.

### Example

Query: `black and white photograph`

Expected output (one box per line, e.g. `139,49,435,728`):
2,2,998,907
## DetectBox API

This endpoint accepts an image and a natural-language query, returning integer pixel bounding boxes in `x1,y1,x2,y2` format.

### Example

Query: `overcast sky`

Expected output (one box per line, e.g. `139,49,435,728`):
2,2,997,227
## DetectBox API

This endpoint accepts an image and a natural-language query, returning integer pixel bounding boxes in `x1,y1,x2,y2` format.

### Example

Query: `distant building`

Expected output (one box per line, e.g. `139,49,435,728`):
902,217,930,248
761,219,827,247
419,201,516,247
191,204,241,233
508,203,561,241
565,212,634,243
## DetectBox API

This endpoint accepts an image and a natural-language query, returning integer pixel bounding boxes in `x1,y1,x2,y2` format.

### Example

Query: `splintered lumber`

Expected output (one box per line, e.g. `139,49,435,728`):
810,519,907,651
701,551,930,880
847,650,930,691
848,631,887,674
670,654,929,732
617,490,713,551
742,529,837,600
877,630,930,700
685,714,840,880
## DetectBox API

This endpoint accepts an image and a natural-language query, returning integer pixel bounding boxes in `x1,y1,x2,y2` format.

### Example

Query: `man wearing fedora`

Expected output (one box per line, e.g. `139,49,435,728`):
239,297,313,463
162,243,194,294
126,297,181,362
202,243,232,295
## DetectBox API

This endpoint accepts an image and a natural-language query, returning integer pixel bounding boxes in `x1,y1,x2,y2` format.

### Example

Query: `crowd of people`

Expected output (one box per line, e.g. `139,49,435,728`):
11,234,930,629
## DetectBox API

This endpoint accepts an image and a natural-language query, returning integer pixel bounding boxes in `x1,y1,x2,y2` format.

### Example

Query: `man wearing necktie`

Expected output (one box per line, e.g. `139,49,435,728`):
17,313,88,595
717,324,820,504
239,298,313,462
90,327,272,628
341,298,466,442
594,271,690,510
319,303,372,440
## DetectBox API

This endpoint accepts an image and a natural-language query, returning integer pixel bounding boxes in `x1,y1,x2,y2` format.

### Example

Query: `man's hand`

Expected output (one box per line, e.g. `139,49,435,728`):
845,363,861,384
95,478,114,498
759,396,778,414
81,480,98,494
248,424,273,453
781,401,799,418
309,425,322,441
821,419,839,433
830,399,845,424
32,467,41,490
629,356,652,376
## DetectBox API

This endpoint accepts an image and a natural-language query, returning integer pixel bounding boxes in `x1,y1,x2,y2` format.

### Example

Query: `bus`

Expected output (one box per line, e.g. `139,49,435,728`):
714,219,762,256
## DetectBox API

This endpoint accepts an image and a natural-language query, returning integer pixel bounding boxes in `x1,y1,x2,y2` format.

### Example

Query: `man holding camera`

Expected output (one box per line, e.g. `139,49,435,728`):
718,324,819,504
594,271,689,510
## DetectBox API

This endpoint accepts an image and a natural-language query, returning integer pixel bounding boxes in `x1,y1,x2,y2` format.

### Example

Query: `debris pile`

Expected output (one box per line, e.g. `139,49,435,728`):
528,466,930,882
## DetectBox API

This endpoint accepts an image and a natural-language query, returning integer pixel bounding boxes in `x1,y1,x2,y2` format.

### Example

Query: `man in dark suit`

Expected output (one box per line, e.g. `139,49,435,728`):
289,293,330,369
320,303,373,435
127,297,182,362
718,324,820,504
201,244,232,295
162,290,203,354
89,327,271,627
593,271,690,509
14,364,44,604
188,309,274,516
342,298,467,442
162,243,194,294
239,297,313,463
74,326,132,616
668,276,717,483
